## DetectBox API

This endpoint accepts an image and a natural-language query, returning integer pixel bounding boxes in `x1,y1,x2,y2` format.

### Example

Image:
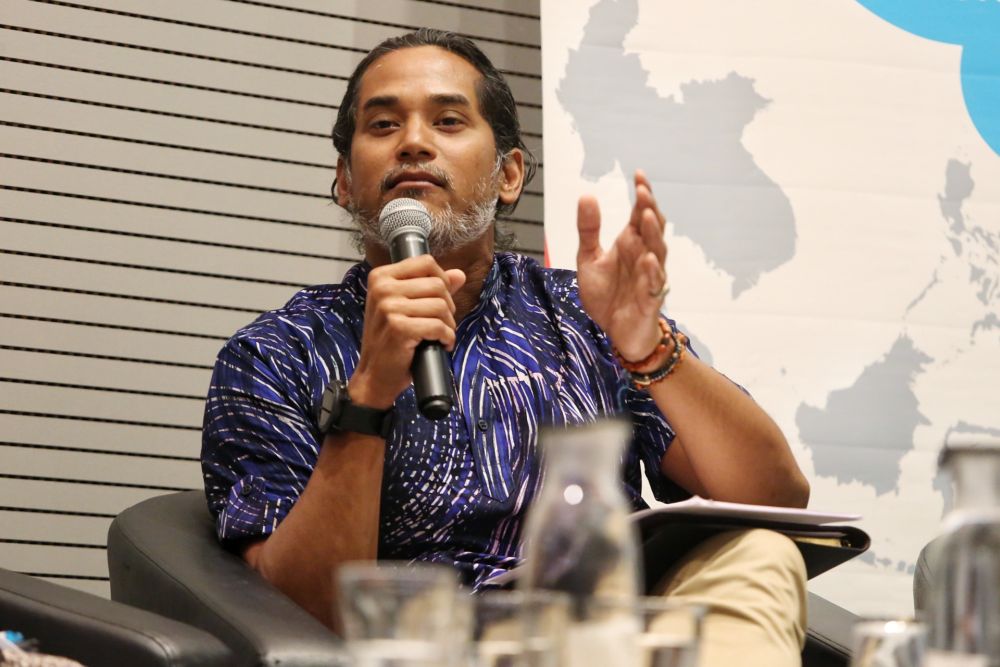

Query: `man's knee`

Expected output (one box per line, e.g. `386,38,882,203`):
718,528,807,580
655,528,806,597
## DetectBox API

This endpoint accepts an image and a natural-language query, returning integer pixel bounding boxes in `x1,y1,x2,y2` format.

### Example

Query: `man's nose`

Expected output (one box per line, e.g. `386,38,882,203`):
396,120,436,162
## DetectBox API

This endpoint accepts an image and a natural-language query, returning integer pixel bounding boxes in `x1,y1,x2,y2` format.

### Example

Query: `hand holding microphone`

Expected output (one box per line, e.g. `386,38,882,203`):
348,199,463,421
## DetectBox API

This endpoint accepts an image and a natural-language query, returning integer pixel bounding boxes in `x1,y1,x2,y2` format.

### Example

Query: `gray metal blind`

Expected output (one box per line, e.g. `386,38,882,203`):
0,0,542,597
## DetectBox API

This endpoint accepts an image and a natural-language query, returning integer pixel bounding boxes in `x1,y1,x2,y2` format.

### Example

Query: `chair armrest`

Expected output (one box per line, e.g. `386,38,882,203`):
803,591,856,667
0,567,232,667
107,490,347,667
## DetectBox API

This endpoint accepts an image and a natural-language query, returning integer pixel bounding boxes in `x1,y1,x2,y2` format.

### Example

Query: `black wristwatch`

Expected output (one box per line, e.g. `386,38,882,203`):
316,380,393,439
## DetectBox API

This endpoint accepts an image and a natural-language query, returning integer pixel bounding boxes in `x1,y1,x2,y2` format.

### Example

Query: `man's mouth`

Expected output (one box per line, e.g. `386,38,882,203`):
383,168,448,192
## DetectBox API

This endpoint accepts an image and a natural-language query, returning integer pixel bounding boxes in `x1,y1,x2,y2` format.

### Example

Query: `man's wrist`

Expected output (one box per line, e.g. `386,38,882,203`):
614,317,687,389
318,378,394,439
614,317,673,372
345,371,395,410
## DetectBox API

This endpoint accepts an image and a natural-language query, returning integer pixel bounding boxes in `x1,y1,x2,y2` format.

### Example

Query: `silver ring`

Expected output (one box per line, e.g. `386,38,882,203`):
649,282,670,299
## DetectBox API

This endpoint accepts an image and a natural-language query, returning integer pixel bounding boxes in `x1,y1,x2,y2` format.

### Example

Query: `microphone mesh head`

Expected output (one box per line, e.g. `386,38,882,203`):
378,198,432,243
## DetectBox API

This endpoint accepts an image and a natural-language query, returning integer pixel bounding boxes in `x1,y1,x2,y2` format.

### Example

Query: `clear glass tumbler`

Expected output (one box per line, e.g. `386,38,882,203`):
928,443,1000,666
850,618,926,667
468,590,569,667
336,561,463,667
584,596,704,667
518,419,641,607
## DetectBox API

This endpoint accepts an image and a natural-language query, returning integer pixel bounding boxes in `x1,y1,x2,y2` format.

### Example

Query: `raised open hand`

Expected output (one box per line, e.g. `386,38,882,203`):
576,170,669,361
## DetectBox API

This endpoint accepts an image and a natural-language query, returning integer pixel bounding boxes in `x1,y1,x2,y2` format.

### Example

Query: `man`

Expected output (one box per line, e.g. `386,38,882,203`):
202,28,811,666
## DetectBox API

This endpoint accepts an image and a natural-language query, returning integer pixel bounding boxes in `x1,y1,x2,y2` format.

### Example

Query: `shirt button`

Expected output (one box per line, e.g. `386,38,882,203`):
239,483,254,497
476,418,489,432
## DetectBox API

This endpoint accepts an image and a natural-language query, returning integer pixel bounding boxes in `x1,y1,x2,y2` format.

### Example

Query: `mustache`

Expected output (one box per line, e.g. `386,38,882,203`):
379,163,452,193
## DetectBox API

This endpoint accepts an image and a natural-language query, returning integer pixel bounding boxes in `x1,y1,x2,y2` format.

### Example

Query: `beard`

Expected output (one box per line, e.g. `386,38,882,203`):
344,158,502,257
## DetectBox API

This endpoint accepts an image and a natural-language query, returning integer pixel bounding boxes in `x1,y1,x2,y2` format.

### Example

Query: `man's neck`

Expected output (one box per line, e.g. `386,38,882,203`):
364,230,495,323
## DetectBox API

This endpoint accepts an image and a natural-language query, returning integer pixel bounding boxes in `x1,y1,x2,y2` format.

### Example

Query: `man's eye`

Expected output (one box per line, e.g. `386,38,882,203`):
370,119,396,130
437,117,464,128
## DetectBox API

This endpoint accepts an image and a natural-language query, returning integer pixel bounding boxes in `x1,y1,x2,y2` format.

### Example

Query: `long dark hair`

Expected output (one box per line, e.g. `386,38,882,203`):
331,28,536,217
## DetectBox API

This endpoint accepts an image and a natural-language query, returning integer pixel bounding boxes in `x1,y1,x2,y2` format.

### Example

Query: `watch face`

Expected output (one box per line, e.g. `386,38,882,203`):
318,380,346,433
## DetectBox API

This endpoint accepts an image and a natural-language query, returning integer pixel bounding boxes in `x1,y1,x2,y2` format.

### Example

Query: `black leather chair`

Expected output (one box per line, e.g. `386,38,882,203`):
108,490,856,666
107,491,347,667
0,566,232,666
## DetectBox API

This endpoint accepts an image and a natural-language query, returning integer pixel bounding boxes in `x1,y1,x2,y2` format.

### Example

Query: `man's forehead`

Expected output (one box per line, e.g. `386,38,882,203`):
356,46,482,108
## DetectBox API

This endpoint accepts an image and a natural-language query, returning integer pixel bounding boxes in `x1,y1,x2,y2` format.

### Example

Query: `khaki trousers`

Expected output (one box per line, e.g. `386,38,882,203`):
653,528,808,667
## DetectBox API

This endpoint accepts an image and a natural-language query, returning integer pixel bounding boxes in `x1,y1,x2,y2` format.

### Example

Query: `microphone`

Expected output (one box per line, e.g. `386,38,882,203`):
378,198,454,420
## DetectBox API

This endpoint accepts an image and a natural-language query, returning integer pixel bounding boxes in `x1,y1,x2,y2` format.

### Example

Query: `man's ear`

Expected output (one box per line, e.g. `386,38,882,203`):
334,157,351,208
497,149,525,208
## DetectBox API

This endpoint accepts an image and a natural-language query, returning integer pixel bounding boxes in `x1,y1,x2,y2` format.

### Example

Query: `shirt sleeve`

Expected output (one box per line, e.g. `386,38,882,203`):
201,330,322,543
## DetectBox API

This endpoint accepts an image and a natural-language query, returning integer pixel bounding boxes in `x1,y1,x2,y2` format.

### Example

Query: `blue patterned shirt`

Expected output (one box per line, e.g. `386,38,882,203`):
202,252,690,589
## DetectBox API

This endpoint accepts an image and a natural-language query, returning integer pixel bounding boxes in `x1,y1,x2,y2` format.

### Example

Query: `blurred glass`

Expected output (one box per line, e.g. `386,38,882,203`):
635,598,704,667
929,443,1000,666
519,420,641,616
851,619,926,667
337,561,463,667
468,590,569,667
579,596,702,667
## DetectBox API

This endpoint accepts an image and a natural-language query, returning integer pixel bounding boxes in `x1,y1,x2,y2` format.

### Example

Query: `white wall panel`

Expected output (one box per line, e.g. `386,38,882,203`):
0,253,298,317
0,382,204,428
0,478,172,516
0,189,351,256
2,223,348,298
1,511,113,547
0,347,211,398
0,90,337,166
0,412,199,458
1,316,222,367
0,544,110,579
0,284,249,338
0,447,201,492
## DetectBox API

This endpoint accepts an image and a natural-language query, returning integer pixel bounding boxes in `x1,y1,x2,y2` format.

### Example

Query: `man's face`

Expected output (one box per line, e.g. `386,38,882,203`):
336,46,520,253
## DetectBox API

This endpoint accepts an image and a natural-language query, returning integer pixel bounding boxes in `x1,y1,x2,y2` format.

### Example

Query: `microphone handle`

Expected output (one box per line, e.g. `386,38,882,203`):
388,231,455,420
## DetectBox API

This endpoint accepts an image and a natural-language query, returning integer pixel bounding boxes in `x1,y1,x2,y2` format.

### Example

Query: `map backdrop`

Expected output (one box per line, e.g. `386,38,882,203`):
540,0,1000,615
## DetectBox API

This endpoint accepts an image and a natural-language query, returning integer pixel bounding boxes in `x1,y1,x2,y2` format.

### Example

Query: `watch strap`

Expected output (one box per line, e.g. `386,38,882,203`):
318,380,393,439
339,402,393,439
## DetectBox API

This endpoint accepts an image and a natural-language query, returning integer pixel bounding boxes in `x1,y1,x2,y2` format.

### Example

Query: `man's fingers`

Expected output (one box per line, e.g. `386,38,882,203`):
640,208,668,265
577,195,603,261
371,275,457,314
376,254,448,281
389,297,458,330
445,269,467,295
635,172,667,232
641,251,667,308
384,312,458,350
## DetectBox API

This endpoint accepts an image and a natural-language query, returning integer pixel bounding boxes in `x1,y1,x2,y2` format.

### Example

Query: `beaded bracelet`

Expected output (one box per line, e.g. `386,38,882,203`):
614,317,686,389
615,317,670,372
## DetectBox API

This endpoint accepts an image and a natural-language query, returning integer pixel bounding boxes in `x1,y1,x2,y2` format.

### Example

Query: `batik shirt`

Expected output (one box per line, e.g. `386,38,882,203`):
202,252,691,589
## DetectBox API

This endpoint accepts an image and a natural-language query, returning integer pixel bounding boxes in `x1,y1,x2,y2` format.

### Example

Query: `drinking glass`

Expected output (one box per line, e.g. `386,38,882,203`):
929,443,1000,666
468,590,569,667
561,596,702,667
337,561,463,667
851,619,927,667
635,598,704,667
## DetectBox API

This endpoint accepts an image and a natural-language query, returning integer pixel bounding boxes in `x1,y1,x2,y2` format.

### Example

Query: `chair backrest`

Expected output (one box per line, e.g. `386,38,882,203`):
0,566,232,666
107,490,347,667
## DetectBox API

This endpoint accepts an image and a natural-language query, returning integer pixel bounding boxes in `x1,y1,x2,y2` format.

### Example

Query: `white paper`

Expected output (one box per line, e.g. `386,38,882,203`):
632,496,861,526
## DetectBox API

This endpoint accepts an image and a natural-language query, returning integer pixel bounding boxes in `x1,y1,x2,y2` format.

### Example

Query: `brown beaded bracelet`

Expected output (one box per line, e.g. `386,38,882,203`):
630,331,686,389
614,317,671,372
615,318,686,389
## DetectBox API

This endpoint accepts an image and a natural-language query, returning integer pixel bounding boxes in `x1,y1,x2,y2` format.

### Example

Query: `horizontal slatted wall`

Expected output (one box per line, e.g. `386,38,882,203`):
0,0,542,598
